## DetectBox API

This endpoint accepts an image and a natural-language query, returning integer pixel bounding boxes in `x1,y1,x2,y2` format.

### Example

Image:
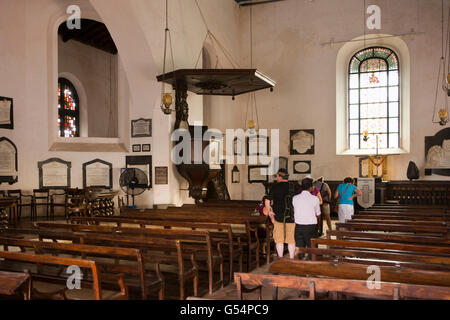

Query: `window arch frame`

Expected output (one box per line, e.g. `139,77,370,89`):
347,46,400,152
58,77,80,138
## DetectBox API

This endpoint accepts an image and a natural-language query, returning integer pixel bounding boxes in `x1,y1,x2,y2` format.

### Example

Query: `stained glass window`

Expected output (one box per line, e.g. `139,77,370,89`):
58,78,80,137
348,47,400,151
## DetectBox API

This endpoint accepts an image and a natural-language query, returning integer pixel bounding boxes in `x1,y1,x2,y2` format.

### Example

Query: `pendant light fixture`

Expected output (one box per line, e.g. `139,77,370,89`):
160,0,175,115
244,4,261,134
432,0,449,126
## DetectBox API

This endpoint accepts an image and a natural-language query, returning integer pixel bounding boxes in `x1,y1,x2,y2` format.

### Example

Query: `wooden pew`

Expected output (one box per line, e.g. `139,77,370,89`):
356,209,448,217
269,259,450,287
0,237,164,300
0,250,120,300
34,222,224,296
326,230,450,246
77,233,198,300
234,272,450,300
305,238,450,271
66,217,243,284
108,212,266,269
0,228,197,300
336,221,450,238
353,214,450,222
346,219,448,227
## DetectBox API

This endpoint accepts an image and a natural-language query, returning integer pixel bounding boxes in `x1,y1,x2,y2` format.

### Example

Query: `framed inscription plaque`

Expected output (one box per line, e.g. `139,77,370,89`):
83,159,113,189
38,158,71,189
290,129,315,155
0,137,18,185
126,155,152,188
155,166,168,185
142,144,151,152
131,118,152,137
0,97,13,130
248,165,269,183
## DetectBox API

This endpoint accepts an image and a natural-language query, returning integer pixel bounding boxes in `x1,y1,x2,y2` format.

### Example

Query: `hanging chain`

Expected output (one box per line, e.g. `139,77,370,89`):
432,0,450,123
193,0,239,68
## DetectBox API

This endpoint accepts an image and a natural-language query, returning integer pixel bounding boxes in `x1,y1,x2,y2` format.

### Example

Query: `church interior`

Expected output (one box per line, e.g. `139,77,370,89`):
0,0,449,302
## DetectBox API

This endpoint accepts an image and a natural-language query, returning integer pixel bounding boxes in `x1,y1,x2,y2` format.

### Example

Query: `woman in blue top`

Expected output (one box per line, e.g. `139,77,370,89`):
334,177,362,223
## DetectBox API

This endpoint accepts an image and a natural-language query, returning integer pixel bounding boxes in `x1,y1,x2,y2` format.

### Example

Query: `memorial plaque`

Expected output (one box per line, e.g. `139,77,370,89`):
83,159,112,189
131,118,152,137
155,167,168,185
38,158,71,189
357,178,375,209
290,129,315,155
142,144,151,152
248,165,269,183
293,160,311,174
0,137,18,184
0,97,13,129
126,156,152,188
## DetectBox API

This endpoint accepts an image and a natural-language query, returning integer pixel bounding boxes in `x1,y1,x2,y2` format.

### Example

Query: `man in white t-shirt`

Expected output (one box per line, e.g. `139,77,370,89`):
293,177,321,260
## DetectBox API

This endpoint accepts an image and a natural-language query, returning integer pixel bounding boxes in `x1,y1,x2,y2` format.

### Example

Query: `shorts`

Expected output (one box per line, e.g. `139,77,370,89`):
294,224,318,248
273,221,295,244
338,204,354,223
321,203,330,215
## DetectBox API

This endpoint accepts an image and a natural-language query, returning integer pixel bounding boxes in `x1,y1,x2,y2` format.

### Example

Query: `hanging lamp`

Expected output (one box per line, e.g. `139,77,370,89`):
432,0,449,126
157,0,276,120
160,0,175,115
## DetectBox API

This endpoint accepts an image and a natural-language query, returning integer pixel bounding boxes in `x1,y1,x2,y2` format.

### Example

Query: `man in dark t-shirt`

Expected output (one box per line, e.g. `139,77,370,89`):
264,168,300,259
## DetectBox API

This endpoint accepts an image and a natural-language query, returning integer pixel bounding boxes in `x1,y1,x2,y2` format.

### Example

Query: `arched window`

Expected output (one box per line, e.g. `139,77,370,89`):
348,47,400,151
58,77,80,137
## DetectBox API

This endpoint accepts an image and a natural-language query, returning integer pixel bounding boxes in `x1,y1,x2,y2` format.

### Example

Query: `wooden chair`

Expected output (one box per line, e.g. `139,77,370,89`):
65,188,89,220
32,189,52,221
7,190,33,220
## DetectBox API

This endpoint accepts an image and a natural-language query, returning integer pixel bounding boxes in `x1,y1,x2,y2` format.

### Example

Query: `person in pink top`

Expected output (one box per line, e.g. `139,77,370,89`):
299,175,322,204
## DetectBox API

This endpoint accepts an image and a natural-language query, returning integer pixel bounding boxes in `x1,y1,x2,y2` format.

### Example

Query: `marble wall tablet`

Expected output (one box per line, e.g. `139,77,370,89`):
38,158,71,189
290,130,315,155
293,160,311,174
83,159,112,189
131,118,152,137
0,97,13,129
248,165,269,183
0,137,18,184
155,166,168,185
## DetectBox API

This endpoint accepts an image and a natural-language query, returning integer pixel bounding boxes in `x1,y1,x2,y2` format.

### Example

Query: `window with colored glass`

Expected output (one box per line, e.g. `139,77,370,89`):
348,47,400,151
58,78,80,137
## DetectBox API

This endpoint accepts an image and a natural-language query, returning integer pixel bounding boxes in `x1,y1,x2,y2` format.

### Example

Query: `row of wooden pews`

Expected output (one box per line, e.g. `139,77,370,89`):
0,201,266,300
235,204,450,300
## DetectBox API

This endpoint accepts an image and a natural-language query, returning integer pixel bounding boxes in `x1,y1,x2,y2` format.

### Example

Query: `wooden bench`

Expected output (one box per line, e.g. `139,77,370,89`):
269,259,450,287
0,250,122,300
234,272,450,300
0,270,31,300
0,227,197,300
67,217,243,284
34,222,224,296
347,219,449,227
336,222,450,238
326,230,450,246
305,238,450,271
353,214,450,222
0,237,164,300
111,212,266,269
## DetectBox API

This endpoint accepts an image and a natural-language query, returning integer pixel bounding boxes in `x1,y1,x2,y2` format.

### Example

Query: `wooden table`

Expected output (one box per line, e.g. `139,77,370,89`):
0,271,31,300
0,198,18,227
